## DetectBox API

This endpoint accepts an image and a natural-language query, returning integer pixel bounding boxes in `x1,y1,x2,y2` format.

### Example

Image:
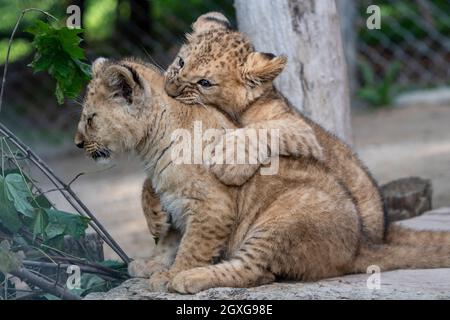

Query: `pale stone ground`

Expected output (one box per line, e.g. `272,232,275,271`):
352,104,450,210
86,269,450,300
41,104,450,262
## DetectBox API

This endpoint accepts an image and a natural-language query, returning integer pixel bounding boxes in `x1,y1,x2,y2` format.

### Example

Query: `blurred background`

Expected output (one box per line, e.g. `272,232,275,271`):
0,0,449,259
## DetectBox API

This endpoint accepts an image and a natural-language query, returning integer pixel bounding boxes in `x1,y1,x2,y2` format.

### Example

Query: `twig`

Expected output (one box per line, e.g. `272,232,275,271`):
67,172,85,187
47,256,129,279
0,8,57,112
10,267,80,300
22,260,124,281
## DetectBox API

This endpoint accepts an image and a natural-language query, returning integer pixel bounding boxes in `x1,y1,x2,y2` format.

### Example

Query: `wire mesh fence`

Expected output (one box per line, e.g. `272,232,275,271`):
356,0,450,90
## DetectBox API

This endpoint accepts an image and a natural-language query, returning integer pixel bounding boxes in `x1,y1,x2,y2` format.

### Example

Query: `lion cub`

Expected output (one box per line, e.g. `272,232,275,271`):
163,12,386,245
165,12,325,186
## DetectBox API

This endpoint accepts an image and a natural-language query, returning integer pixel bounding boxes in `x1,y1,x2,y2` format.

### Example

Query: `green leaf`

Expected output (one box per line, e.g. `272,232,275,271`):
44,209,90,240
24,20,51,36
70,274,107,296
0,176,22,233
99,260,127,271
45,222,65,239
26,21,91,105
58,28,85,60
32,209,48,238
75,60,92,79
4,173,35,218
33,194,53,209
44,234,65,250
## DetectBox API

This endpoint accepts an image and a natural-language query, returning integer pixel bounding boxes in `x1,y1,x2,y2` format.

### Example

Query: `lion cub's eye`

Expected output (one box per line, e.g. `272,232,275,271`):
178,57,184,68
87,113,97,126
197,79,212,88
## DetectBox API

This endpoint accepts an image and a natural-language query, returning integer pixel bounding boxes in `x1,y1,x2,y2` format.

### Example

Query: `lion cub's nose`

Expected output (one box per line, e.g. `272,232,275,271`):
75,141,84,149
74,132,85,149
165,80,186,98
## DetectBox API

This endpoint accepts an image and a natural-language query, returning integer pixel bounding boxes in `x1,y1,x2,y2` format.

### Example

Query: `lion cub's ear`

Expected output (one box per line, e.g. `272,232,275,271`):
191,12,231,34
102,64,142,104
242,52,287,87
92,57,108,77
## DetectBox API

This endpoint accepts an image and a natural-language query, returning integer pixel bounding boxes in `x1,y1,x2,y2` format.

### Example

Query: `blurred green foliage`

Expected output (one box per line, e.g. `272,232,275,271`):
357,61,401,107
358,0,450,46
84,0,117,42
0,0,68,64
0,39,32,64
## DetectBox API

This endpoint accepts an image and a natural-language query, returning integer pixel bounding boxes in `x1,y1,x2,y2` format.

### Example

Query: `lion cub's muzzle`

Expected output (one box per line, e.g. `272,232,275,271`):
84,142,111,161
164,78,187,98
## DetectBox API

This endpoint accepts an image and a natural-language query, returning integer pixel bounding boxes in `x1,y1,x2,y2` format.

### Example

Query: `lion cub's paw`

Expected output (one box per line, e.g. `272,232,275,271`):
128,258,167,278
210,162,260,186
284,130,325,162
207,131,261,186
169,268,213,294
148,270,171,292
128,259,150,278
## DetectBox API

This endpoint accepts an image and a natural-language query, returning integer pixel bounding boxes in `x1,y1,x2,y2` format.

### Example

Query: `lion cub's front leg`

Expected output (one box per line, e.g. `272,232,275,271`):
148,196,235,292
128,178,179,278
141,177,170,240
210,118,324,186
209,130,260,186
128,230,180,278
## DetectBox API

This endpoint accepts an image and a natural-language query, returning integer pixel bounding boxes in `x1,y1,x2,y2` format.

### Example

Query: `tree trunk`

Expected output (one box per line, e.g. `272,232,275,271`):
235,0,352,144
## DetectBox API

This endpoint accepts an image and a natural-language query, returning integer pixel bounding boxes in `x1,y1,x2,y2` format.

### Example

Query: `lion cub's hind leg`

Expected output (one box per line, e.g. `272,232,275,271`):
169,185,359,294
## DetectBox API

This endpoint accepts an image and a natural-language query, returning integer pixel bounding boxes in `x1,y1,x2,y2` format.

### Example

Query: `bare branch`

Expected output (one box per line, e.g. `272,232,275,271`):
23,260,124,281
10,267,81,300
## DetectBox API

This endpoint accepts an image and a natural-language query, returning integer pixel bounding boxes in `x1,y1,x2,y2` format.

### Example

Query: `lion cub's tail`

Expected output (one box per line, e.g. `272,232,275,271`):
352,224,450,273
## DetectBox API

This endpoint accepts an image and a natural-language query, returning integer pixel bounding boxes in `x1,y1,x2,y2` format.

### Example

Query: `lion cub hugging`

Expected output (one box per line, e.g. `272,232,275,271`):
149,12,386,245
76,57,365,293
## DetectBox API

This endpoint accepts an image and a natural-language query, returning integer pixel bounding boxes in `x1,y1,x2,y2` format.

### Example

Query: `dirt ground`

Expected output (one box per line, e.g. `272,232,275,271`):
42,104,450,260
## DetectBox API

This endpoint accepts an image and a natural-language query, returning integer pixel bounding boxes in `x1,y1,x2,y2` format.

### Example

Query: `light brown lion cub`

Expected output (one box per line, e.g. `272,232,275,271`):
164,12,385,244
75,58,450,294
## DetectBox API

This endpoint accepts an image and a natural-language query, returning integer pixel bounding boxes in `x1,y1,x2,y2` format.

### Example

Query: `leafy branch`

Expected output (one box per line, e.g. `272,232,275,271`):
0,9,130,300
0,8,91,110
26,20,91,104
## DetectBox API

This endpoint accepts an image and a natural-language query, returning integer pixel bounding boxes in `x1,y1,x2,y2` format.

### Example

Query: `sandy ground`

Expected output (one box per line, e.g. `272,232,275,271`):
41,104,450,260
352,104,450,208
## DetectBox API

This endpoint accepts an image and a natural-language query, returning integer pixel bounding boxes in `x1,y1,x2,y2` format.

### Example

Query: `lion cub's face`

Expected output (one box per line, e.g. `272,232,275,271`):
74,58,147,163
164,12,287,119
